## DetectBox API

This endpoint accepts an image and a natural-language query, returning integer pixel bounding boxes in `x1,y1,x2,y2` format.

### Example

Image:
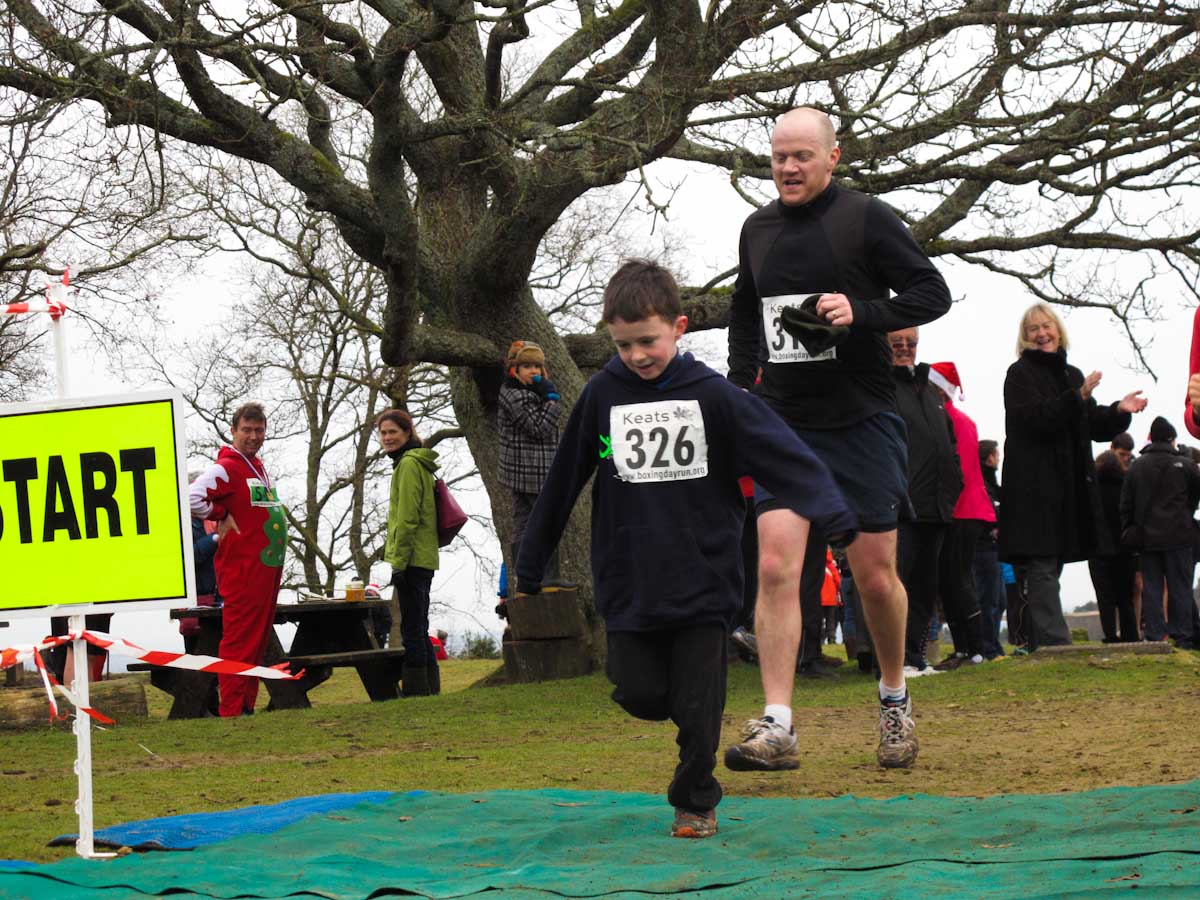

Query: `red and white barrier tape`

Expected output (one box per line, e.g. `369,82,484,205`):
1,630,301,724
2,267,71,320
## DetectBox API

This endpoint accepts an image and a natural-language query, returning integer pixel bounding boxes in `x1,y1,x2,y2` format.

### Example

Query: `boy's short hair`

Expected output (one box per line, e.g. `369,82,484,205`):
232,402,267,429
1110,432,1134,453
601,259,682,324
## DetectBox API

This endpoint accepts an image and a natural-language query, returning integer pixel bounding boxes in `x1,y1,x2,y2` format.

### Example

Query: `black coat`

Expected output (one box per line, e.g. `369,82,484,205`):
893,364,961,523
1119,443,1200,551
999,349,1131,562
1093,454,1126,556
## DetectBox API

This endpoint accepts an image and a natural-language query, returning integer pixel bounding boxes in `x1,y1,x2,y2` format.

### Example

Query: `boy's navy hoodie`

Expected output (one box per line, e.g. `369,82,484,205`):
517,351,856,633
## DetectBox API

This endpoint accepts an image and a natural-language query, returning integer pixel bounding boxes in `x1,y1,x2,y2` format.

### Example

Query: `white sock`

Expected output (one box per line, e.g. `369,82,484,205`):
764,704,792,731
878,680,906,704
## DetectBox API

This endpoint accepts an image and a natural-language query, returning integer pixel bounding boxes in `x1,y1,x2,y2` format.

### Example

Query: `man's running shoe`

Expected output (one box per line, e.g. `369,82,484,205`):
671,808,718,838
877,695,918,768
724,716,798,771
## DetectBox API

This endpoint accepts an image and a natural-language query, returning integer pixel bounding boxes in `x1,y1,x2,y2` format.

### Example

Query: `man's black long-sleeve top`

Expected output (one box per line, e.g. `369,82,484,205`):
727,182,951,429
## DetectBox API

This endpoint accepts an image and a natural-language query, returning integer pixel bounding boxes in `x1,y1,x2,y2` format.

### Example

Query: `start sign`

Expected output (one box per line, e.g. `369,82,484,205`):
0,390,195,616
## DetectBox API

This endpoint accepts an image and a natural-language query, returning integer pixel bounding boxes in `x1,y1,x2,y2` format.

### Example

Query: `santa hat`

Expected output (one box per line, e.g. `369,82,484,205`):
506,340,547,372
928,361,963,400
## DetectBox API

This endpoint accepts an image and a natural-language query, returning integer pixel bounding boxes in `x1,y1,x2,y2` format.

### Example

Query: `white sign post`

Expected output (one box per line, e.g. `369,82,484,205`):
2,271,195,859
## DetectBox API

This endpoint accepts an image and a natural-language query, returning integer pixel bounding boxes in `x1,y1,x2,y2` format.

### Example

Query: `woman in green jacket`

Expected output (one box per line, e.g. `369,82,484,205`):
378,408,440,696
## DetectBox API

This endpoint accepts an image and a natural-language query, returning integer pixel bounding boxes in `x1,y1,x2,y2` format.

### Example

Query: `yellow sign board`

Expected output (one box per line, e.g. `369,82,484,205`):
0,390,195,615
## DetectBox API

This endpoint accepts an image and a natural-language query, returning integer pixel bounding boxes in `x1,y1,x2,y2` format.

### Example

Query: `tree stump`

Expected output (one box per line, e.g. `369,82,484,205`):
503,589,592,683
0,677,148,730
503,637,591,682
506,589,588,641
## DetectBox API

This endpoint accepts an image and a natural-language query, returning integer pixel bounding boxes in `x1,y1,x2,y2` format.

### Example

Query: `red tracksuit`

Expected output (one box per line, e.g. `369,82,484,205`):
190,446,287,716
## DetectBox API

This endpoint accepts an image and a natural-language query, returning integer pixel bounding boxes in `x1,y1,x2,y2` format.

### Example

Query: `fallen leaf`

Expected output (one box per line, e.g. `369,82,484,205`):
473,798,488,804
1170,808,1197,815
552,802,587,807
1106,873,1141,882
980,843,1013,849
398,816,412,822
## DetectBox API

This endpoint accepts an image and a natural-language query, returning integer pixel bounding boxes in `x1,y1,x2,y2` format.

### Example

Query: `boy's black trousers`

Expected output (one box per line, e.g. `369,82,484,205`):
605,624,727,814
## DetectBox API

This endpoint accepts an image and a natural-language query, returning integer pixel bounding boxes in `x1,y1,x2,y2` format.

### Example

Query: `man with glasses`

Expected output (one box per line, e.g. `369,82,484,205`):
725,107,951,772
889,328,961,674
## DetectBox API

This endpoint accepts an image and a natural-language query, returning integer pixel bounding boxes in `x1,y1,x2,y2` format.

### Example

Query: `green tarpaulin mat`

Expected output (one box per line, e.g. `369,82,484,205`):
3,782,1198,899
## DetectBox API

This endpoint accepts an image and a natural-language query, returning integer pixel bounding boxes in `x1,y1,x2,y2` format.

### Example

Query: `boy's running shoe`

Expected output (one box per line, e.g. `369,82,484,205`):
724,716,799,771
671,808,718,838
877,695,918,768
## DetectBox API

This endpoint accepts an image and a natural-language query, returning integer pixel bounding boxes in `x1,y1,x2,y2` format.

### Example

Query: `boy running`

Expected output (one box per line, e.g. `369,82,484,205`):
517,260,855,839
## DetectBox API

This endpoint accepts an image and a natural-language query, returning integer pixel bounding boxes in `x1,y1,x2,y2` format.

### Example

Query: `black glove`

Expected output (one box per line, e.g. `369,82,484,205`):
516,577,542,596
780,294,850,356
494,600,509,621
531,375,560,401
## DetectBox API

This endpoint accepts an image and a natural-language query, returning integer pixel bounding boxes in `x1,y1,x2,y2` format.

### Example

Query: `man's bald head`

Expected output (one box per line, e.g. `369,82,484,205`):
770,107,840,206
773,107,838,152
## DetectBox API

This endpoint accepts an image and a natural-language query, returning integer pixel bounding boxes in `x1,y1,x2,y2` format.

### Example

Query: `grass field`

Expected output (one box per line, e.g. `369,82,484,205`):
1,644,1198,863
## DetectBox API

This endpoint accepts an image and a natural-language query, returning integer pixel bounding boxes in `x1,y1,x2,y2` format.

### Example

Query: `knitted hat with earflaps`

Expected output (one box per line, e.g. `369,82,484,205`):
505,340,548,375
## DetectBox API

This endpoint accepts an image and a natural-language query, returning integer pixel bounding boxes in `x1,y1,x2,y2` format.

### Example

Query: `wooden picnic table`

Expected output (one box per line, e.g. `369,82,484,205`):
140,599,403,718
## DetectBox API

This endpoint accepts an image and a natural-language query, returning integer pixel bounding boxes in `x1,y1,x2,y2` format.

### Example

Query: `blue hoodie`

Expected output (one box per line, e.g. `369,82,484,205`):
517,352,856,632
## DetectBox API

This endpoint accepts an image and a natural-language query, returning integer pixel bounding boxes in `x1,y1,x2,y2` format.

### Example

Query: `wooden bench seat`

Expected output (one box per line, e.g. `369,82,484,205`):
283,647,405,669
283,647,405,701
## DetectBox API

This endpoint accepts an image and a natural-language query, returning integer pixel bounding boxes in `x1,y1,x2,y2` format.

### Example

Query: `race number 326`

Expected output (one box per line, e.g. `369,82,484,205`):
609,400,708,483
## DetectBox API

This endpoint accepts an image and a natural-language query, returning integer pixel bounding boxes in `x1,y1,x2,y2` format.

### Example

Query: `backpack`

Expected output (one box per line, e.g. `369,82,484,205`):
433,479,468,547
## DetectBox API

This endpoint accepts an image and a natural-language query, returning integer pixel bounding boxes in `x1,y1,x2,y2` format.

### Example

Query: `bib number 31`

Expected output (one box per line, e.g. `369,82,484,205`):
609,400,708,483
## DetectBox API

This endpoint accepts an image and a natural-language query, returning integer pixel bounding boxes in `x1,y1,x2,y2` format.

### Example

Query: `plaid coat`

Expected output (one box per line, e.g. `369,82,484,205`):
497,379,560,494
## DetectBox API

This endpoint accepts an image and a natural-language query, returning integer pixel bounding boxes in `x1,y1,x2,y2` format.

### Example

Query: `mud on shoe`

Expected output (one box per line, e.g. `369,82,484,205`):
671,808,718,839
877,695,918,769
724,716,799,771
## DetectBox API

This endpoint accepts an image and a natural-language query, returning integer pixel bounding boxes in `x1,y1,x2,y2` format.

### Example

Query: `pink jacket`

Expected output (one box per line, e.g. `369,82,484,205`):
1186,307,1200,440
944,400,996,522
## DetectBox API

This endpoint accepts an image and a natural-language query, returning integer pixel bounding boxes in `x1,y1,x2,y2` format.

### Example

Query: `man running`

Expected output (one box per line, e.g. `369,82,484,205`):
725,107,951,770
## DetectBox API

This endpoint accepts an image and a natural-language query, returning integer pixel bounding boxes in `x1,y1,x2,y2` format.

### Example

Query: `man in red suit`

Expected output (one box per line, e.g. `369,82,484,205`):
189,402,288,717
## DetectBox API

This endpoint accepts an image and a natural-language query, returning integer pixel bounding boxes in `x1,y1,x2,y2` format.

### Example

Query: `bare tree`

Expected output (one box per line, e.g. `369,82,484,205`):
3,0,1198,626
0,89,211,393
127,227,467,596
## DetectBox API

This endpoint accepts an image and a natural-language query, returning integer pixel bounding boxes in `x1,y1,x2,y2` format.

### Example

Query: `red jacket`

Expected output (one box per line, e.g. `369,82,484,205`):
1187,307,1200,440
944,400,996,523
820,549,841,607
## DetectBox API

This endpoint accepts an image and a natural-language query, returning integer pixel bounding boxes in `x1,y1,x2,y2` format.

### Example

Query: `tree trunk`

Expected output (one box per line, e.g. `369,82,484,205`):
446,285,602,667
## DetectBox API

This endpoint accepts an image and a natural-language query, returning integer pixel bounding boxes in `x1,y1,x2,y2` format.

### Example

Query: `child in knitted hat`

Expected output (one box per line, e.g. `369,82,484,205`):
496,341,571,613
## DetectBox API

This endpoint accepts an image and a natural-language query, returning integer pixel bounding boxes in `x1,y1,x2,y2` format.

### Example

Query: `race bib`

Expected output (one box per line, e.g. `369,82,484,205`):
762,294,837,364
609,400,708,483
247,478,283,508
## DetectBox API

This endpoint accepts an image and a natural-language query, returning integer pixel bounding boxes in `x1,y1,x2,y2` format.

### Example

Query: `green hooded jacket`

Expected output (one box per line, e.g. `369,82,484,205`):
385,448,440,571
